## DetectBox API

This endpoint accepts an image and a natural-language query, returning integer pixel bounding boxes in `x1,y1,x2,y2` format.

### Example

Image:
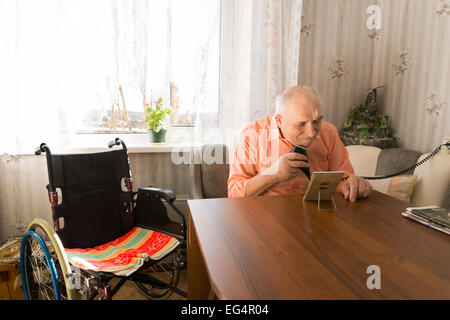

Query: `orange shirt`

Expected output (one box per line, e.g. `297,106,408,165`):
227,114,354,197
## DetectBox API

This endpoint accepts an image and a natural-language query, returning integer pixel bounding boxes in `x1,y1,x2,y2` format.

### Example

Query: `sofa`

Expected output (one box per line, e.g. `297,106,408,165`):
197,144,450,209
346,145,450,208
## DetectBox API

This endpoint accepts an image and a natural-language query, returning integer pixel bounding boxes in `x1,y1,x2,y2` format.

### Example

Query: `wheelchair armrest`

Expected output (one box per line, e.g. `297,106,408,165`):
136,187,186,239
138,187,176,202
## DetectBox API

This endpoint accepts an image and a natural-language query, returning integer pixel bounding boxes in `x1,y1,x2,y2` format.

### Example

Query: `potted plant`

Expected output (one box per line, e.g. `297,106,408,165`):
145,97,171,143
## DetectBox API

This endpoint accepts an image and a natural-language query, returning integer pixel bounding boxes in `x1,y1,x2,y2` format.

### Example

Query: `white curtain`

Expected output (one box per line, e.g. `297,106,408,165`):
0,0,169,154
0,0,221,154
0,0,65,154
0,0,303,154
192,0,303,150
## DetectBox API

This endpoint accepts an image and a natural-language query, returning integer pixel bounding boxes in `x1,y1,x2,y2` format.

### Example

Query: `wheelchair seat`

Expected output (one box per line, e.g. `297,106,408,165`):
20,139,187,300
65,226,180,276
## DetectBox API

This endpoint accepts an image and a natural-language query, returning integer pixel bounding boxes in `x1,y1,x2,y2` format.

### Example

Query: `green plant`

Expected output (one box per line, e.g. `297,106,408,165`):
343,120,353,130
145,97,171,133
340,88,398,148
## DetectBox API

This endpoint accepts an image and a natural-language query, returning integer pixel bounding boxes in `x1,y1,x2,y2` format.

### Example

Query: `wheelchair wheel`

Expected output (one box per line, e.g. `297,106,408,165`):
21,218,76,300
134,251,182,300
20,231,62,299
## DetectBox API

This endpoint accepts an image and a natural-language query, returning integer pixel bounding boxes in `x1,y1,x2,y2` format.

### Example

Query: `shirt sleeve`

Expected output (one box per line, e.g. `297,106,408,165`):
227,128,259,198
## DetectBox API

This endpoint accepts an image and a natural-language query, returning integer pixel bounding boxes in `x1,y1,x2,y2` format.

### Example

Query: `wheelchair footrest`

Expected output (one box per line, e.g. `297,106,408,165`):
65,227,180,276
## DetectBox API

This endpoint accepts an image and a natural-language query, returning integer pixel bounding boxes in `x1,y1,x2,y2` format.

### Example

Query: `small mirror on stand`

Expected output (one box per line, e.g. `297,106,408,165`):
303,171,344,211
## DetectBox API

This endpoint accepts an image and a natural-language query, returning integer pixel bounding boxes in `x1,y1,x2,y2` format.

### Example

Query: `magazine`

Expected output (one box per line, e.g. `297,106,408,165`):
402,205,450,235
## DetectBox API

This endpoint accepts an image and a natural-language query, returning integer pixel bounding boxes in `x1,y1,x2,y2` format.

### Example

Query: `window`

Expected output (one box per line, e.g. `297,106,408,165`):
38,0,221,134
169,1,221,128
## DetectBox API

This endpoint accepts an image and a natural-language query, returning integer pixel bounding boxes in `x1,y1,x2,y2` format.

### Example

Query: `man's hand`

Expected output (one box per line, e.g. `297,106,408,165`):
262,152,309,183
244,152,309,197
340,175,372,202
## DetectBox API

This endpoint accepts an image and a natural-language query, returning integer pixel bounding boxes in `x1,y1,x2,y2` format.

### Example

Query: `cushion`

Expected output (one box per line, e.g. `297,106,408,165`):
65,227,180,276
389,175,417,202
443,185,450,210
410,153,450,207
346,145,382,177
375,148,422,176
370,175,417,202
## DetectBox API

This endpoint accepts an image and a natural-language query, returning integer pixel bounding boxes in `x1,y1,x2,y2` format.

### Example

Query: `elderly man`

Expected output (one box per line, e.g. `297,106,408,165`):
227,85,372,202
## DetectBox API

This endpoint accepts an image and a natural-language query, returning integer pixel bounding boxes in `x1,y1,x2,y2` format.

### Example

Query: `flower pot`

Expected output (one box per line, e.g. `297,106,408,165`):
149,129,167,143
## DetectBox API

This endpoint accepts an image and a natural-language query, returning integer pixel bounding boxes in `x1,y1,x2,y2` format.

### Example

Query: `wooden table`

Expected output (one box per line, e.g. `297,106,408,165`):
187,191,450,299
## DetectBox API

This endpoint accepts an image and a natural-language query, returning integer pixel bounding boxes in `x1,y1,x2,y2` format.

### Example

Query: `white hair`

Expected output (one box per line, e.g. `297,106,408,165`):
275,86,321,114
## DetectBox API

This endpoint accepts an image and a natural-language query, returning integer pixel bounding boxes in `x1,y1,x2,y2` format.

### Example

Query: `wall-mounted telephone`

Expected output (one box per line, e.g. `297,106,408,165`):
292,142,449,181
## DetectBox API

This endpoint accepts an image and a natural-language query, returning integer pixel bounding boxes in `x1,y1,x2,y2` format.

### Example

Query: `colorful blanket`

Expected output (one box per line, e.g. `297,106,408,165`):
65,227,180,276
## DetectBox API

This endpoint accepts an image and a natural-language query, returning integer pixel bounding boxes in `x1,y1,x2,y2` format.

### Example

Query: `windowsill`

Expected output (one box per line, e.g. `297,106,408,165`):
62,128,201,154
7,143,200,156
59,143,200,154
7,126,238,156
9,128,202,155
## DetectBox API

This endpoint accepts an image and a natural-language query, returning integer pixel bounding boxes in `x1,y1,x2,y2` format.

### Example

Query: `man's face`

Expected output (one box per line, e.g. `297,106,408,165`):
280,95,323,148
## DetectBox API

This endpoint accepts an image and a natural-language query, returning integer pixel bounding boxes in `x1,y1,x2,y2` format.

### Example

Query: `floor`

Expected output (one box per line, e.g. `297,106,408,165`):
108,269,188,300
12,269,188,300
1,237,189,300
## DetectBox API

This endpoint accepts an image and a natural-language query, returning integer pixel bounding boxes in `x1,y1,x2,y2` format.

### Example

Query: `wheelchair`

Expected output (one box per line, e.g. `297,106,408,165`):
19,138,187,300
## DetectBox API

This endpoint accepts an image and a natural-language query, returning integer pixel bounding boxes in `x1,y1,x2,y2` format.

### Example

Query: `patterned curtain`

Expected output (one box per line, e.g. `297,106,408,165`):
299,0,449,153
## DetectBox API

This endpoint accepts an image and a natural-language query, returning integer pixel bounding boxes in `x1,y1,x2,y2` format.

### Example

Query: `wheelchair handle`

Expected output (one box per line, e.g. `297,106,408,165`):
35,143,50,156
108,138,127,150
35,143,56,192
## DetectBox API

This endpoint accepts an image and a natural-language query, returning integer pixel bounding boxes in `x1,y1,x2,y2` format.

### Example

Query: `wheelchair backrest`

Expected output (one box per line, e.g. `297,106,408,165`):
46,149,135,249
